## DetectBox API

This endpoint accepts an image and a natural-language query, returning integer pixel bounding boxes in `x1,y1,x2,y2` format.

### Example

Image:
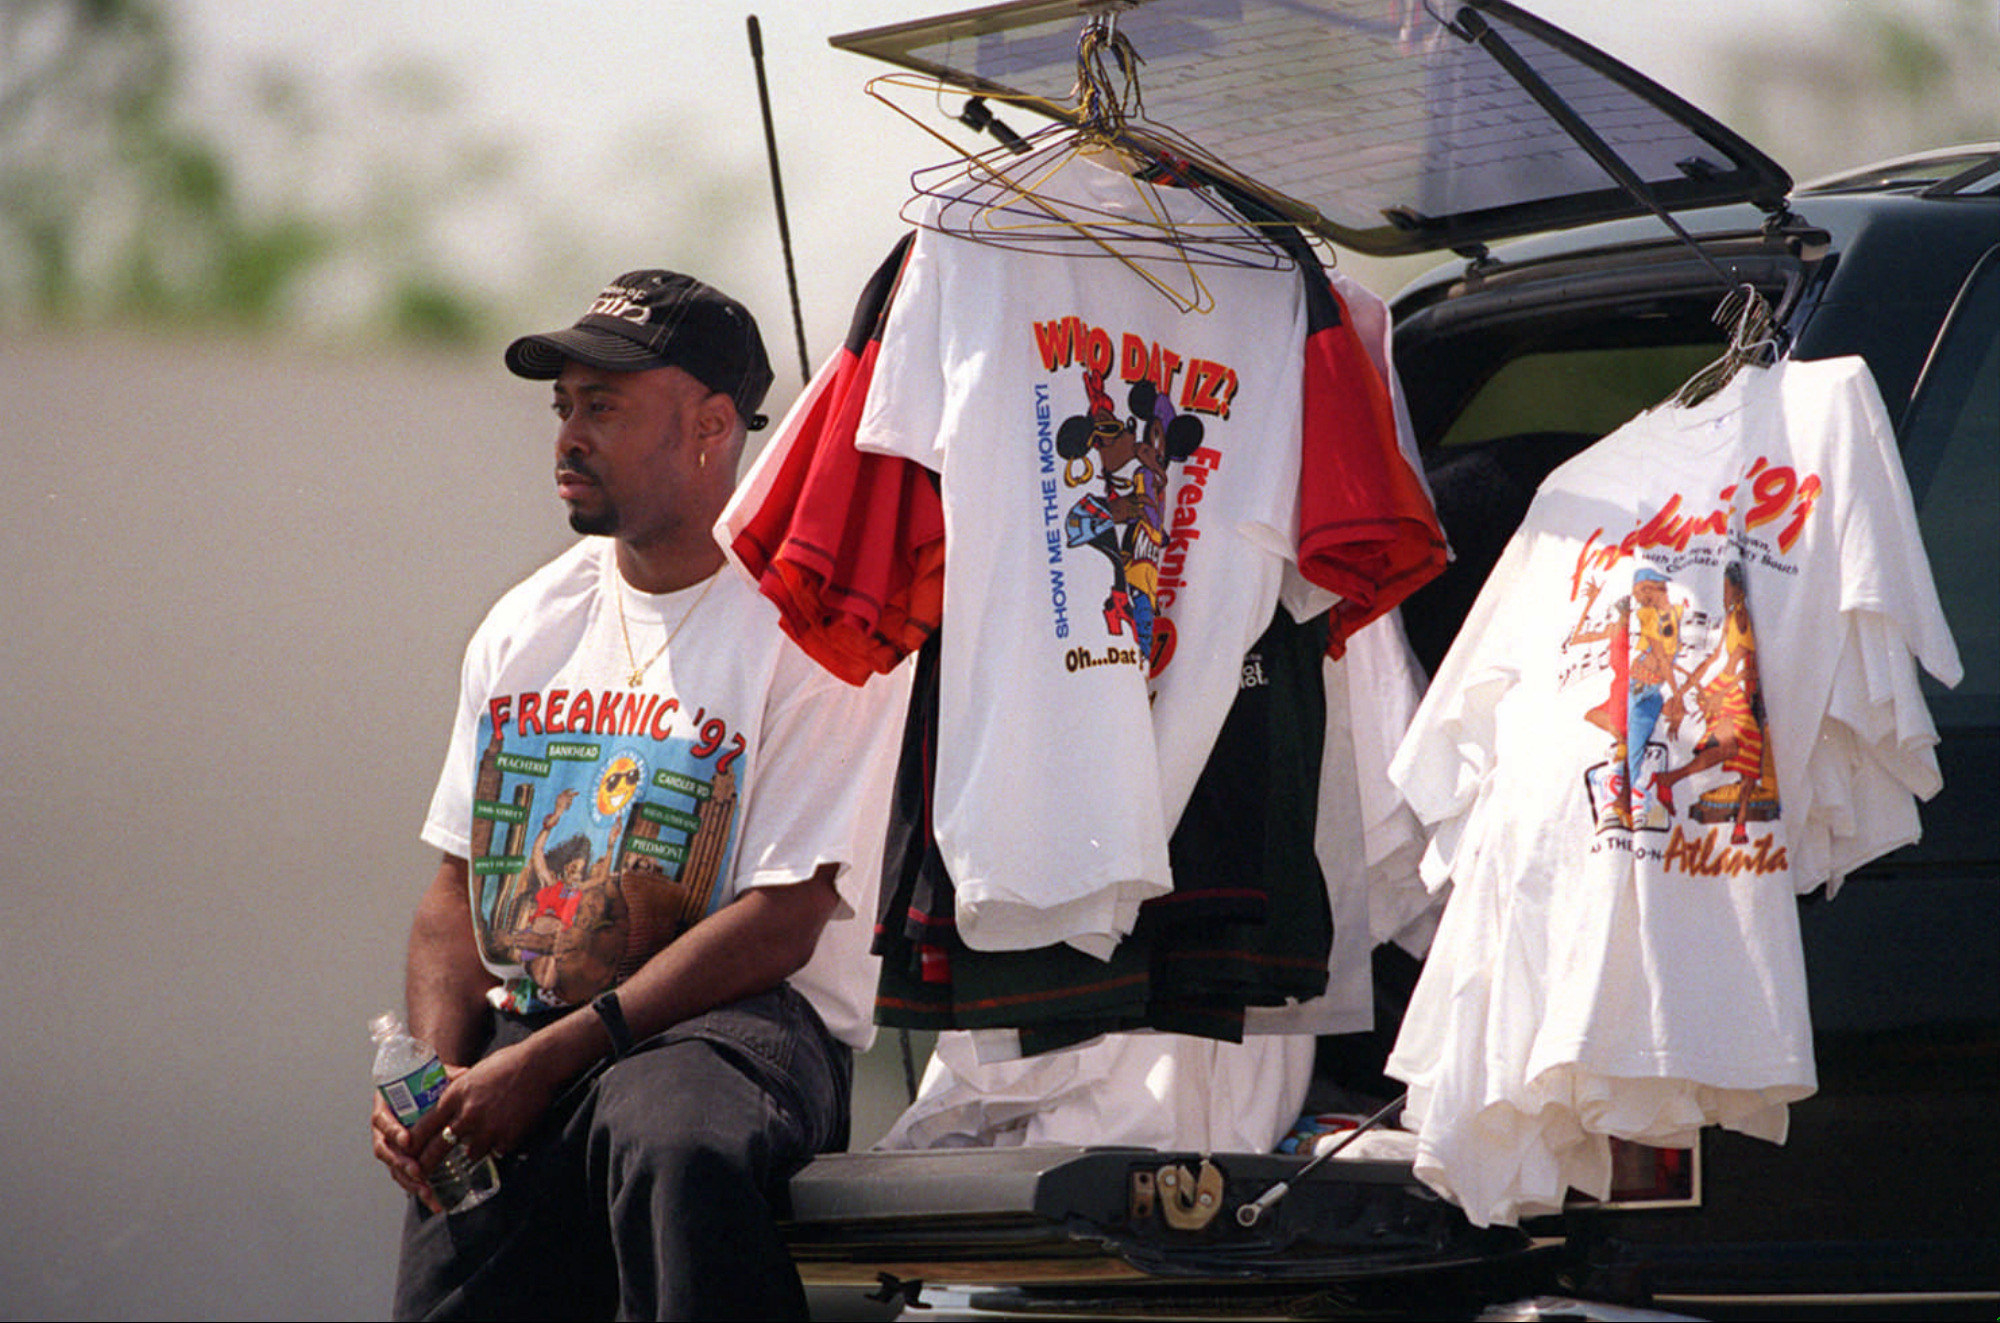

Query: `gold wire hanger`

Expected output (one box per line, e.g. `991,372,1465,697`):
866,14,1304,313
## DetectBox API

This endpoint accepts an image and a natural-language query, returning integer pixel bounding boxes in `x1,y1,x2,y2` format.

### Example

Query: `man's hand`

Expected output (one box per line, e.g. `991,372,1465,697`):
371,854,500,1214
370,1083,448,1216
370,1036,571,1215
403,1037,563,1176
545,786,578,830
369,858,842,1210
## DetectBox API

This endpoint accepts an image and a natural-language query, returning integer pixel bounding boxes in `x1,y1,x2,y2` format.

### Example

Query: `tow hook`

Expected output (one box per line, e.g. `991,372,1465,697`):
1133,1158,1227,1231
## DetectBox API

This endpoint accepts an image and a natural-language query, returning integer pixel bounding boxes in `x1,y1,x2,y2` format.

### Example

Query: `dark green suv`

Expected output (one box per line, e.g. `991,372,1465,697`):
788,4,1999,1317
1384,141,1999,1317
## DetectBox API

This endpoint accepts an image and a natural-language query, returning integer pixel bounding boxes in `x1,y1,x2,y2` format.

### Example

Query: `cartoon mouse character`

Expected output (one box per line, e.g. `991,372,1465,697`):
1057,372,1204,667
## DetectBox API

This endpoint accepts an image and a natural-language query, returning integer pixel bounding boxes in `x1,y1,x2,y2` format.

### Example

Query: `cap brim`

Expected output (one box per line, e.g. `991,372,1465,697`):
504,325,669,380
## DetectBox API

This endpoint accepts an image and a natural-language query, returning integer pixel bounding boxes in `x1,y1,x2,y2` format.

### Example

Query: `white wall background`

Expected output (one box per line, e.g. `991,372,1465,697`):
2,2,1983,1317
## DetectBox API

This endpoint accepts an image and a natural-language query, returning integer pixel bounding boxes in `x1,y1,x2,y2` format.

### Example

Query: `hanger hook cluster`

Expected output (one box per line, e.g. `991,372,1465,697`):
1075,10,1145,142
1671,281,1783,408
1719,282,1778,358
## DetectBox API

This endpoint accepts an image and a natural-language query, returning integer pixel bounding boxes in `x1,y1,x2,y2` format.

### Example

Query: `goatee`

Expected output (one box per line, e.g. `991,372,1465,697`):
567,507,617,536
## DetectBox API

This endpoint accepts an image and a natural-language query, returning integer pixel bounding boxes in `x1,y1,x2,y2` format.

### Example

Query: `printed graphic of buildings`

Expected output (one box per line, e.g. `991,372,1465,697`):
468,724,740,980
615,769,737,979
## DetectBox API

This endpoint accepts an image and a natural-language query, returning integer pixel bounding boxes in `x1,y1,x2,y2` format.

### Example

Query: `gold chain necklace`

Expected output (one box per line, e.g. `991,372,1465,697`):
615,572,717,688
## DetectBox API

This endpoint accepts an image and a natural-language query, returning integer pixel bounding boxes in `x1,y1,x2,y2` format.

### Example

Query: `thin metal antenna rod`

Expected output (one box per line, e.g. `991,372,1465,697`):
1235,1091,1408,1227
747,15,811,386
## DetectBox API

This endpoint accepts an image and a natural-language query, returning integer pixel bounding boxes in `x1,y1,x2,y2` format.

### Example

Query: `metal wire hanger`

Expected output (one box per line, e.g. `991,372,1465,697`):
1669,281,1785,408
865,13,1301,312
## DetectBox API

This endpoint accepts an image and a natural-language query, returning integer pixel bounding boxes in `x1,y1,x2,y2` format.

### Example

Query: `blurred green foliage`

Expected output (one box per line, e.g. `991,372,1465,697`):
3,0,1989,346
1716,0,1998,180
0,0,496,343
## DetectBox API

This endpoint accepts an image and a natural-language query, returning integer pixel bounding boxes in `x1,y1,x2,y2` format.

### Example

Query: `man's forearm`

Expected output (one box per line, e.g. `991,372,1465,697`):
382,862,843,1167
406,854,496,1066
516,864,842,1089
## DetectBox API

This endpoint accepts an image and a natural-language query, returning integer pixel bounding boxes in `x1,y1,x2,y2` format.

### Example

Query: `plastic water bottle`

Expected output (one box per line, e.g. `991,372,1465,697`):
369,1011,500,1213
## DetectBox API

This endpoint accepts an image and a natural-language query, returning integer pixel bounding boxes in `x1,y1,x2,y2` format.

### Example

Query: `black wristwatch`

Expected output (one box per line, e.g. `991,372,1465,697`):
591,989,634,1059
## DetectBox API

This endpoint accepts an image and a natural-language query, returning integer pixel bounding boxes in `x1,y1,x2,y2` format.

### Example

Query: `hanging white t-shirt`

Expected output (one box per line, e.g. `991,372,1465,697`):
1384,356,1959,1226
1248,609,1435,1035
854,153,1317,956
878,1029,1317,1155
421,539,909,1049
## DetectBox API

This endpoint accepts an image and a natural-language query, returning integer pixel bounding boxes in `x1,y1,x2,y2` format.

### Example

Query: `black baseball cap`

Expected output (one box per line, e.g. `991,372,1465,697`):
504,270,774,430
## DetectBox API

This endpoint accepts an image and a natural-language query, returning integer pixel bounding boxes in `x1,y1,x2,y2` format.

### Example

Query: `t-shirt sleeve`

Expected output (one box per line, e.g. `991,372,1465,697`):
419,627,496,861
1344,610,1438,941
854,227,948,471
1389,529,1529,833
1827,359,1961,685
734,646,911,920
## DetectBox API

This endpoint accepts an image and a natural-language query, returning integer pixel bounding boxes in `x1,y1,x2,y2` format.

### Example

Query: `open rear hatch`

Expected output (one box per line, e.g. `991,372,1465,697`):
829,0,1791,257
792,0,1794,1301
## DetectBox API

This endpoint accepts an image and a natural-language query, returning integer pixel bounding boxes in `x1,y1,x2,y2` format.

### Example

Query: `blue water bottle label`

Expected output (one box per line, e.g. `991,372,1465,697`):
378,1058,449,1126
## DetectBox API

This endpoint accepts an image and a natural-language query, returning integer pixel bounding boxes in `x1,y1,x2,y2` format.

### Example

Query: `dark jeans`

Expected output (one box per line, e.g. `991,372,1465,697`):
392,984,851,1322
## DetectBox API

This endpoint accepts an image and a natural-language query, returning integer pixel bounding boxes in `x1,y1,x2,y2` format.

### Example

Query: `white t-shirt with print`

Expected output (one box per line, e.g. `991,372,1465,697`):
422,539,908,1049
1384,356,1959,1226
854,152,1312,956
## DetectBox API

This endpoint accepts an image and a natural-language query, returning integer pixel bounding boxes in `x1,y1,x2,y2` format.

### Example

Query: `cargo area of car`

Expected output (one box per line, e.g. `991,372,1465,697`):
776,4,1998,1318
776,260,1782,1319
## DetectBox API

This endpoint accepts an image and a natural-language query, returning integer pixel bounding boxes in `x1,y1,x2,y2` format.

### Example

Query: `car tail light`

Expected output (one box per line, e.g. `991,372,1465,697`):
1604,1138,1698,1206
